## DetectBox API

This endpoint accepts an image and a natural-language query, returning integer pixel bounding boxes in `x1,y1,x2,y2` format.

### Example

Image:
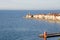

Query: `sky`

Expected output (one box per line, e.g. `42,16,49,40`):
0,0,60,10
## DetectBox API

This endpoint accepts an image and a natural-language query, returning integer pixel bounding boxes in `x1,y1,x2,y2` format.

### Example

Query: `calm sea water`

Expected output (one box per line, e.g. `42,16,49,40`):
0,10,60,40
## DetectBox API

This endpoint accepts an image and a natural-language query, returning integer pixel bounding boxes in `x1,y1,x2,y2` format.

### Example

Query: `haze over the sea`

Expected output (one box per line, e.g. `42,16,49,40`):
0,0,60,10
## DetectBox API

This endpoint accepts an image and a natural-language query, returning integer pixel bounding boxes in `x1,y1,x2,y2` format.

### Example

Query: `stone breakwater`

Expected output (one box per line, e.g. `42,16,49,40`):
25,13,60,21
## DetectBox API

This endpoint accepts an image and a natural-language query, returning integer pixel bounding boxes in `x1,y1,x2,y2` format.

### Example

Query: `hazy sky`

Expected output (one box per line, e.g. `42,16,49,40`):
0,0,60,10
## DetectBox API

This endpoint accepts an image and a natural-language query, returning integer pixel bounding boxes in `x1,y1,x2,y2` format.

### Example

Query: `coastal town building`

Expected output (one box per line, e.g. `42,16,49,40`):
25,14,33,18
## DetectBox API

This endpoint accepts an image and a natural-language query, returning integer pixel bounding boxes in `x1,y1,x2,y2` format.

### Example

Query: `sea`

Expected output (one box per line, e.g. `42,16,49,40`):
0,10,60,40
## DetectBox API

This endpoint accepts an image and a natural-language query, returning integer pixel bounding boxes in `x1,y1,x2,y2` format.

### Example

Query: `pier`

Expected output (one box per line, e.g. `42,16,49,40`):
39,32,60,40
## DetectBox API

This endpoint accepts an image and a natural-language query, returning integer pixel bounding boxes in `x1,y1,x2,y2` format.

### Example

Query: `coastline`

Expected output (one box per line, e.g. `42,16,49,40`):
25,13,60,23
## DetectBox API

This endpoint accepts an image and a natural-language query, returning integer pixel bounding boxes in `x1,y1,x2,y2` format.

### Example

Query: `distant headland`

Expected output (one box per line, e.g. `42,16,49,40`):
25,13,60,21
